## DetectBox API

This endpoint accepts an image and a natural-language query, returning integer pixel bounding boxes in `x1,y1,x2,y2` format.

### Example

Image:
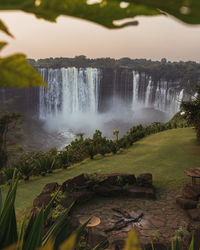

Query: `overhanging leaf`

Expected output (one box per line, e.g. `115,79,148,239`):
59,233,77,250
0,54,47,88
0,41,7,51
0,19,13,37
0,0,200,28
0,0,160,29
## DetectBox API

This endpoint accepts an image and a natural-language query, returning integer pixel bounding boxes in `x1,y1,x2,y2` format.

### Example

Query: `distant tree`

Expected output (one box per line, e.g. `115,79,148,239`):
113,129,119,141
161,58,167,64
0,112,21,168
181,86,200,140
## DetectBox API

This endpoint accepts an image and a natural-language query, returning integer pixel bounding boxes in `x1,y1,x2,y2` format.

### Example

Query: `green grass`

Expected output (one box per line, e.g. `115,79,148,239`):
1,127,200,217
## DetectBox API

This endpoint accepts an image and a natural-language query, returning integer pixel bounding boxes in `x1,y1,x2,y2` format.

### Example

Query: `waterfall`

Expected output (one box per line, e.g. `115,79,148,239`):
132,71,187,115
145,76,152,107
132,71,140,107
39,67,100,119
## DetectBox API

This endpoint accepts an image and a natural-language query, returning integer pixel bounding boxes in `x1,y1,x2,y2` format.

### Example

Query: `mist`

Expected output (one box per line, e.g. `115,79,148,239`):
41,96,170,149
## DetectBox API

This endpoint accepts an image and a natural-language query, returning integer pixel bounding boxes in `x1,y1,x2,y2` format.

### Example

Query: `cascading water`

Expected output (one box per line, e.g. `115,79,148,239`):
39,67,100,119
37,67,189,123
132,71,140,107
132,72,186,115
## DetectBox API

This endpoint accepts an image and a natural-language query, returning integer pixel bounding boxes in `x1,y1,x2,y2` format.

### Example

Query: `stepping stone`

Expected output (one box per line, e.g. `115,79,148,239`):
176,195,197,209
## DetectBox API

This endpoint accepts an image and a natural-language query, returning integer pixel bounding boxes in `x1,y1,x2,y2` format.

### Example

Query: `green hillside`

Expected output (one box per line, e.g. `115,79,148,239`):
2,127,200,217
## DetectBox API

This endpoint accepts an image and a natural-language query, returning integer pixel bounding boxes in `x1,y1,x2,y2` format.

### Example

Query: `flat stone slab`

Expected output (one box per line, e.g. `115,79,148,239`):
127,186,156,199
94,185,122,197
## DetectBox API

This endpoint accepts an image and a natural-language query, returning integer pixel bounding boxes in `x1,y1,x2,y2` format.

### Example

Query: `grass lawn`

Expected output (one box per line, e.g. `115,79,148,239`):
1,127,200,217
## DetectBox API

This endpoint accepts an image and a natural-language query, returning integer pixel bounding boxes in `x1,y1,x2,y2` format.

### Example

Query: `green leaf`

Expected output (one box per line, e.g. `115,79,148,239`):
0,0,160,29
175,237,181,250
17,216,27,250
0,188,2,215
189,235,194,250
43,189,59,222
0,54,47,88
0,19,13,37
1,0,200,28
0,178,18,248
42,202,74,246
23,207,44,250
0,41,7,51
59,233,77,250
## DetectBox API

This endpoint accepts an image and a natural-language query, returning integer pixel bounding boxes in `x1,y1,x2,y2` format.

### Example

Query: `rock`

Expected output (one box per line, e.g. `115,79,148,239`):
61,191,94,208
61,197,75,209
127,186,156,199
176,195,197,209
87,228,108,248
73,191,94,205
42,182,59,194
183,184,200,200
187,208,200,221
101,173,136,186
33,193,52,208
110,239,125,250
61,174,87,191
94,185,122,197
137,173,153,187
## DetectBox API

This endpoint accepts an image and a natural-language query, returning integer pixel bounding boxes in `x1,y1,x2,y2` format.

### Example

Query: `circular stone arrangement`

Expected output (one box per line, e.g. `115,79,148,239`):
32,173,191,249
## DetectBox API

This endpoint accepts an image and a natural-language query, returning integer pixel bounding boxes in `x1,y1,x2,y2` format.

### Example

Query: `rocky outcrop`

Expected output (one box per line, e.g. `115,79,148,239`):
33,193,52,208
42,182,60,193
61,174,87,191
33,173,156,210
136,173,153,187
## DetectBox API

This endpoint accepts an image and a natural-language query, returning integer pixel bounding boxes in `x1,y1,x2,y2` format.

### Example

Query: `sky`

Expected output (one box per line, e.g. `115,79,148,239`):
1,10,200,62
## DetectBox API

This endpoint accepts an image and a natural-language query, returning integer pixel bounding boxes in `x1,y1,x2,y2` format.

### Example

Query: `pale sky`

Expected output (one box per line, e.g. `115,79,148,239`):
1,10,200,62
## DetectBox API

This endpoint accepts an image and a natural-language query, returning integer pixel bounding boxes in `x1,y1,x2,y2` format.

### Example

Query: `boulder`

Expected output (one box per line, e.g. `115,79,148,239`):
187,208,200,221
127,186,156,199
73,190,94,205
94,185,122,197
137,173,153,187
42,182,60,194
61,174,87,191
61,191,94,208
87,228,108,248
33,193,52,208
176,195,197,209
101,173,136,186
183,184,200,200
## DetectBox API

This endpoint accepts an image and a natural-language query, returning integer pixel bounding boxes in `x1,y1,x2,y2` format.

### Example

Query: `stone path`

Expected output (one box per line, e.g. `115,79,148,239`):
73,180,190,246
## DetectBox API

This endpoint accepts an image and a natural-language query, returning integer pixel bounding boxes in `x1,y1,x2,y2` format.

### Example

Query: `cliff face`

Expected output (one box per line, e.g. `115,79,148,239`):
98,68,133,112
0,67,194,118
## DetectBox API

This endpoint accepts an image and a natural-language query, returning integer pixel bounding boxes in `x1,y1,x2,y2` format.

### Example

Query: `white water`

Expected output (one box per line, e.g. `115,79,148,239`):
131,72,186,115
39,67,100,119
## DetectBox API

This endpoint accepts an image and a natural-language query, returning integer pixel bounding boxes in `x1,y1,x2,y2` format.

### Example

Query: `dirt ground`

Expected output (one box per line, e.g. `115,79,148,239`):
73,180,190,246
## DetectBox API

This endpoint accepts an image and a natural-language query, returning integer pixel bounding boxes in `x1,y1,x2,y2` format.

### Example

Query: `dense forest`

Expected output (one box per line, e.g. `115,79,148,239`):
28,56,200,87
